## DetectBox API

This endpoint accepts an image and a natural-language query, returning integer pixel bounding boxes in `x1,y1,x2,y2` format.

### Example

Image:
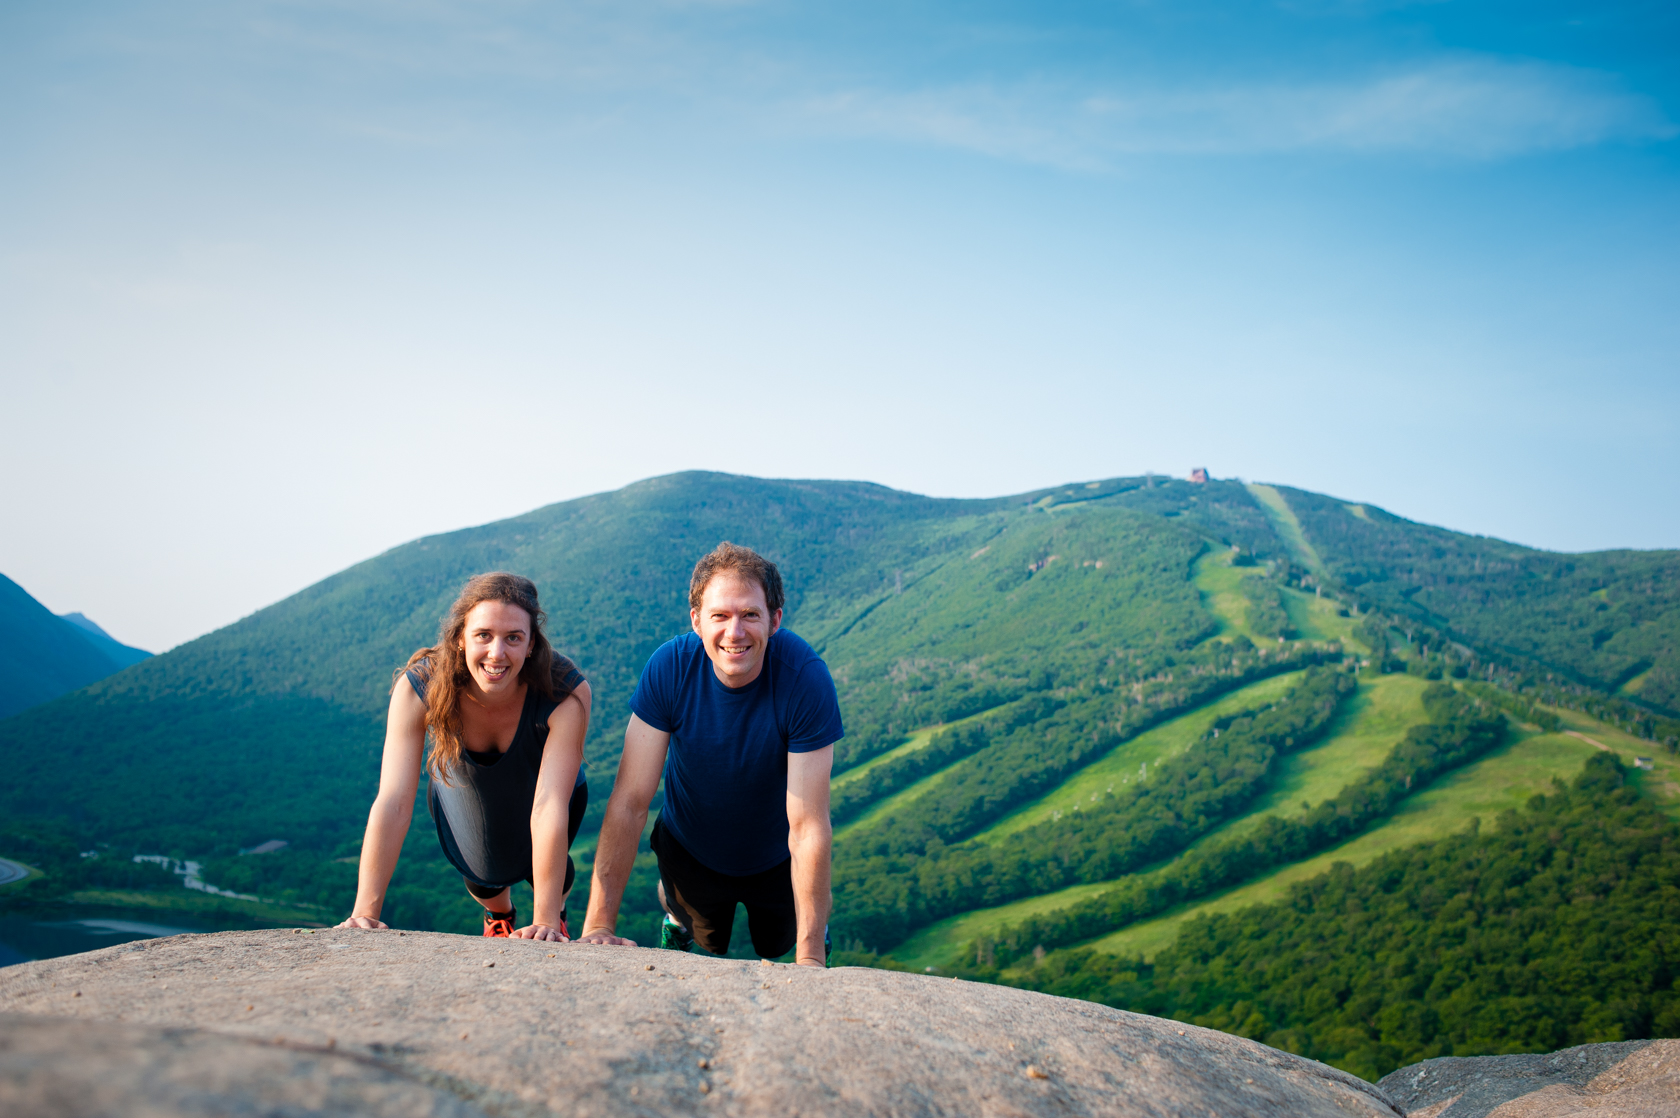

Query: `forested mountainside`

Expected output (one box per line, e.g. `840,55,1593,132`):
0,573,151,719
993,753,1680,1082
1275,485,1680,712
3,470,1678,1077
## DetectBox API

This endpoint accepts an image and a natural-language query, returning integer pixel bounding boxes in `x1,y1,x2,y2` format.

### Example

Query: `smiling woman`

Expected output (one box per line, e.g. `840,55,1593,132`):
337,573,592,942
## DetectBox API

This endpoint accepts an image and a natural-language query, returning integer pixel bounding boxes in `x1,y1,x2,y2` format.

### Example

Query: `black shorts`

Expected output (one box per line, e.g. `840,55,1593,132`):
449,781,588,899
650,816,796,959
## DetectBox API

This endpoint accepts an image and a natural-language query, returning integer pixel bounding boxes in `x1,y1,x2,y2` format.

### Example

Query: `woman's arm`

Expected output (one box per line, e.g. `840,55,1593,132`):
337,681,428,929
517,681,591,940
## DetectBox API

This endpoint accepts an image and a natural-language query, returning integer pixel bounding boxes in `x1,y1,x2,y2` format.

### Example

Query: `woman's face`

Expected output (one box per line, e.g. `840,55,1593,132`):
459,600,533,698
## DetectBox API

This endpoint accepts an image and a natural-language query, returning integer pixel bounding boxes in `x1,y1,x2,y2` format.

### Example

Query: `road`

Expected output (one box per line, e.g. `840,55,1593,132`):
0,858,31,887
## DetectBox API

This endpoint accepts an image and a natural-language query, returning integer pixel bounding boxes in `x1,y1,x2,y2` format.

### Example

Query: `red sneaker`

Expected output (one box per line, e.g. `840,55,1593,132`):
483,908,516,938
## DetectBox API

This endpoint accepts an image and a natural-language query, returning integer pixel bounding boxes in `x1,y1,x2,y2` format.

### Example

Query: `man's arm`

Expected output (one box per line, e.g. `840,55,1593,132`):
786,745,834,967
577,713,669,946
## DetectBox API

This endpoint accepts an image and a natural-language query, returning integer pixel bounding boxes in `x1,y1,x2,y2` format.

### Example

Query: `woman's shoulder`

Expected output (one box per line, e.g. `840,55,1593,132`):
549,653,586,697
402,655,434,701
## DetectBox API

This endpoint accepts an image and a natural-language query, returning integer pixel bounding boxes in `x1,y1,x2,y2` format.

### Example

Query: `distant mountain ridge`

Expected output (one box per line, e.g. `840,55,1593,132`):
0,574,151,719
59,611,153,671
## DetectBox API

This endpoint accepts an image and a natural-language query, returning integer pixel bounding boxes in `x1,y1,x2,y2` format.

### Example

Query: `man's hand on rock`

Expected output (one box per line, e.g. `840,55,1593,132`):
512,924,568,942
335,915,388,930
574,928,637,947
795,956,825,968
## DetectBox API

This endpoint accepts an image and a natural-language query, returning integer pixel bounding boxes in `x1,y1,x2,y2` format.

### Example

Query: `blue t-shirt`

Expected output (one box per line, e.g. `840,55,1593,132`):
630,629,844,876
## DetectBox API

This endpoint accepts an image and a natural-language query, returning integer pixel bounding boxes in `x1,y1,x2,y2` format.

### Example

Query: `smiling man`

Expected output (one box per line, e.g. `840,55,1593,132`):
578,543,843,965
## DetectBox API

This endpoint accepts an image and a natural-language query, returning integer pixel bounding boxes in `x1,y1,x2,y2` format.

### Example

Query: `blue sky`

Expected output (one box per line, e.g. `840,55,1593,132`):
2,0,1676,651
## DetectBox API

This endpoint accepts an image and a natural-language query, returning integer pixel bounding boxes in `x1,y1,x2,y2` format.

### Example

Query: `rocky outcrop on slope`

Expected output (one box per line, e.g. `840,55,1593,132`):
0,928,1397,1118
1376,1040,1680,1118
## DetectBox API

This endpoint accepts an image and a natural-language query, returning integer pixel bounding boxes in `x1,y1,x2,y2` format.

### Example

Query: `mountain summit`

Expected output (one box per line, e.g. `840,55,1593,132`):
0,575,151,719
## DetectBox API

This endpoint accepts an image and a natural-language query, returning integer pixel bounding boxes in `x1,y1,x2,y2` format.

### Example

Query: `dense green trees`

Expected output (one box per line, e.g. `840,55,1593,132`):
815,505,1219,775
1240,576,1294,640
1278,486,1680,715
1355,605,1677,749
956,684,1505,968
0,821,180,898
831,660,1345,950
1459,680,1560,732
994,754,1680,1080
835,708,1026,825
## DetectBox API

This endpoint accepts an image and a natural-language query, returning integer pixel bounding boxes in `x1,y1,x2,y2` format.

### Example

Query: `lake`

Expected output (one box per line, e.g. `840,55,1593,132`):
0,908,235,967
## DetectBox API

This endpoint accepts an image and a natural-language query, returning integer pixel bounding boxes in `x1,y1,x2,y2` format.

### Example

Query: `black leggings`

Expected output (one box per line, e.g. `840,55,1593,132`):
456,781,588,899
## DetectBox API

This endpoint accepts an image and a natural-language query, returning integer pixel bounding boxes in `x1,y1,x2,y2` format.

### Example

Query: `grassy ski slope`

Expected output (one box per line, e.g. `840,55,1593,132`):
973,671,1306,844
1191,548,1360,649
1089,703,1680,962
889,675,1680,975
833,555,1365,961
831,700,1027,841
888,672,1426,969
1087,728,1599,961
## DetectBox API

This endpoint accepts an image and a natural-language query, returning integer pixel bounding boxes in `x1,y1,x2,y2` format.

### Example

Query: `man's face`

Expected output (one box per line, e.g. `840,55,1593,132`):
691,573,782,688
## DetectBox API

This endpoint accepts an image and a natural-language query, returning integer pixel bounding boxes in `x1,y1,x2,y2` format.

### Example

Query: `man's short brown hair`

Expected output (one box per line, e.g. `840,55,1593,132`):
689,542,785,615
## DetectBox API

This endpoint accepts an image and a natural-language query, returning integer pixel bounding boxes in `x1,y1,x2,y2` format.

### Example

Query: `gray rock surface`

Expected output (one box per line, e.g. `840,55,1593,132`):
0,1013,491,1117
1378,1040,1680,1117
0,928,1400,1118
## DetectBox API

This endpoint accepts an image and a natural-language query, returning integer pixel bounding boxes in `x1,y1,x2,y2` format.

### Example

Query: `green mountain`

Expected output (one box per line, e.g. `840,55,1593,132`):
2,470,1678,1070
0,574,151,719
1,469,1674,855
1274,486,1680,711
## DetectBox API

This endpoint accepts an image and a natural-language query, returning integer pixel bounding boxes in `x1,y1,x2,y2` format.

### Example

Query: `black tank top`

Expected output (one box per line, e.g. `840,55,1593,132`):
409,657,587,887
406,657,587,781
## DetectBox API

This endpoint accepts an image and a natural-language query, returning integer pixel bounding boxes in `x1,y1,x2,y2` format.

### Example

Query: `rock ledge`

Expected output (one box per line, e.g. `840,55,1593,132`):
0,928,1395,1117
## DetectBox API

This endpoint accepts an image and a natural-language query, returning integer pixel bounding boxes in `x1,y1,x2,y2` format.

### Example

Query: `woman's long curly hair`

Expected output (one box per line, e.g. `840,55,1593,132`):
400,572,566,783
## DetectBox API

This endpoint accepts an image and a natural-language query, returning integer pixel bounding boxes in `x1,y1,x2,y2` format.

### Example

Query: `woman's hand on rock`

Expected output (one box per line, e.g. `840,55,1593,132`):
574,929,637,947
512,923,569,942
336,915,389,930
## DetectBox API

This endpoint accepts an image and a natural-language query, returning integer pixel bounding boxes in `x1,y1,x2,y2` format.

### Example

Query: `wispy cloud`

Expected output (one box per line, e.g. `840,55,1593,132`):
49,4,1678,168
803,57,1677,167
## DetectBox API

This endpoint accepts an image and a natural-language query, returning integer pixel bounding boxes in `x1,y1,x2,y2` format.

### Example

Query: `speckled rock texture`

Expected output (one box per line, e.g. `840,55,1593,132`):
1377,1040,1680,1118
0,927,1400,1118
0,1013,491,1117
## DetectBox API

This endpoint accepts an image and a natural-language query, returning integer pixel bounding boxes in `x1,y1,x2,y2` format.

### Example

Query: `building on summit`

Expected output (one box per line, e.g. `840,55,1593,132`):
1189,468,1209,484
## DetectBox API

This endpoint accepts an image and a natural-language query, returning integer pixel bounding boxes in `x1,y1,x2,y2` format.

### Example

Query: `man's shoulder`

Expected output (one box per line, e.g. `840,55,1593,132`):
636,634,702,692
648,632,702,665
768,630,829,679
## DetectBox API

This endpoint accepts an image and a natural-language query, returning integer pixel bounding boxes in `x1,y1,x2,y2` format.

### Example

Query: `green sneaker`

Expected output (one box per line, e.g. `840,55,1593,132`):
659,914,694,952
